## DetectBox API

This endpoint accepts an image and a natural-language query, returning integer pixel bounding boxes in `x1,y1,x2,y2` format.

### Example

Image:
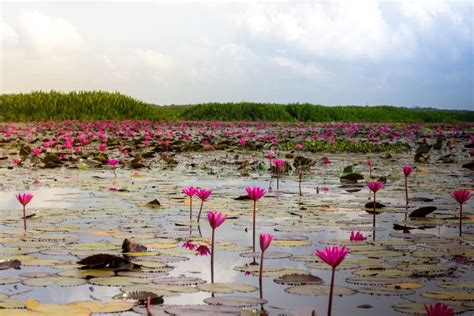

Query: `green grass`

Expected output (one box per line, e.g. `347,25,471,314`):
1,90,472,123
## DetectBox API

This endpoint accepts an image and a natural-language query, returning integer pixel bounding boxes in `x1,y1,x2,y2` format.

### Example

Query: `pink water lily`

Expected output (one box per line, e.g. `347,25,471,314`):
182,240,197,250
316,245,348,316
259,233,273,285
350,231,366,241
367,181,384,193
182,186,197,222
403,164,413,177
259,233,272,252
208,211,226,283
424,303,454,316
403,164,413,215
295,143,303,151
367,159,373,177
246,186,266,202
32,148,42,156
273,159,285,190
195,245,211,256
367,181,383,240
196,188,212,223
451,189,471,238
246,186,266,253
16,193,34,231
108,158,119,177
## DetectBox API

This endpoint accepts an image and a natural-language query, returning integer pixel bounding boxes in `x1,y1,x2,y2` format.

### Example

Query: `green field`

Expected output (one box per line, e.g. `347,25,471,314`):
1,91,472,122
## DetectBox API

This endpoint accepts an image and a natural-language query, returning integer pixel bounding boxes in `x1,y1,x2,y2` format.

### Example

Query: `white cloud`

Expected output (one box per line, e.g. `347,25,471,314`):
16,10,86,58
272,56,326,79
242,1,403,61
0,22,19,44
134,48,174,69
399,0,463,29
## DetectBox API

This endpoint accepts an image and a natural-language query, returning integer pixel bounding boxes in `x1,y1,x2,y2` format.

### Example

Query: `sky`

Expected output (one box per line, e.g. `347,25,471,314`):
1,0,473,109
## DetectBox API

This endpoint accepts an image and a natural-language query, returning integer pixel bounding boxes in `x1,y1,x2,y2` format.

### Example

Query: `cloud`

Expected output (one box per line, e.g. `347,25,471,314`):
0,22,19,44
16,10,86,58
272,56,326,79
134,48,174,69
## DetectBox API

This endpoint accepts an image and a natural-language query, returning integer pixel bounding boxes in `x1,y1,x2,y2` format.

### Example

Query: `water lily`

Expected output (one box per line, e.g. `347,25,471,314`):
182,186,197,222
108,158,119,177
403,164,413,215
367,181,384,240
316,245,348,316
259,233,273,281
182,240,197,251
273,159,285,190
367,159,372,177
196,188,212,223
246,186,266,253
451,189,471,238
195,245,211,256
208,211,226,283
16,193,34,231
424,303,454,316
350,231,366,241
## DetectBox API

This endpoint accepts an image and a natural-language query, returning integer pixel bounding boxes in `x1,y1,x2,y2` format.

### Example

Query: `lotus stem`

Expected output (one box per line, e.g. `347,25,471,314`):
252,200,256,253
328,267,335,316
197,200,204,223
211,228,215,283
23,205,27,231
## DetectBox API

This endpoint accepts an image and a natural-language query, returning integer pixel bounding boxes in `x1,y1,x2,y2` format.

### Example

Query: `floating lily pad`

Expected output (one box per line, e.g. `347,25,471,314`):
163,305,240,315
152,277,206,286
67,300,135,313
204,296,267,307
23,277,87,287
357,287,415,296
274,274,323,286
285,285,356,296
197,283,257,293
89,276,150,286
421,291,474,301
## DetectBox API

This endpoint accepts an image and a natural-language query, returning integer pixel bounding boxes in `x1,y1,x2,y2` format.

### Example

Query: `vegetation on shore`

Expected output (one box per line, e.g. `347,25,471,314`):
1,90,472,123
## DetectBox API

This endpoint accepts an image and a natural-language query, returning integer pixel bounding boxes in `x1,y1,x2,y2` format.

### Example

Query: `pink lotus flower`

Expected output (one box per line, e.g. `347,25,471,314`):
452,189,471,238
246,187,266,201
316,245,348,316
108,159,119,167
239,138,246,146
196,188,212,201
196,188,212,223
259,233,273,252
208,211,226,229
424,303,454,316
32,148,42,156
208,211,226,283
295,144,303,151
322,157,331,165
452,189,471,204
350,231,366,241
195,245,211,256
16,193,33,206
98,144,107,151
273,159,285,169
273,159,285,189
316,245,348,268
182,240,197,250
12,159,22,166
367,181,384,193
16,193,34,231
265,152,274,159
367,160,372,167
182,186,197,197
403,164,413,177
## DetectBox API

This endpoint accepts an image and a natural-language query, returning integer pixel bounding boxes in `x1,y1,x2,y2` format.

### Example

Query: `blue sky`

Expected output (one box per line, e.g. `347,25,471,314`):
1,1,473,109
